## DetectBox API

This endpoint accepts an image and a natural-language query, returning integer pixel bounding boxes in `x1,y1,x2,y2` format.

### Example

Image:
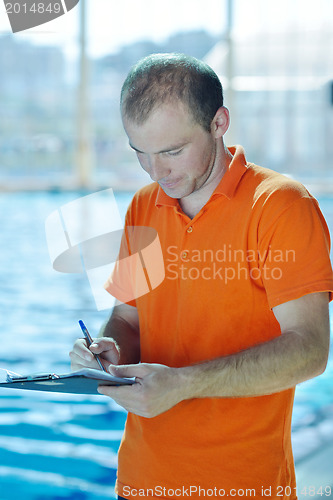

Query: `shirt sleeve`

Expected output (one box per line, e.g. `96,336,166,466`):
257,195,333,309
104,210,165,306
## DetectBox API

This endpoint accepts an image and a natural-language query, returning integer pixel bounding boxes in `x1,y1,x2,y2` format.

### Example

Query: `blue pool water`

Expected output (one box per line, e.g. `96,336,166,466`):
0,190,333,499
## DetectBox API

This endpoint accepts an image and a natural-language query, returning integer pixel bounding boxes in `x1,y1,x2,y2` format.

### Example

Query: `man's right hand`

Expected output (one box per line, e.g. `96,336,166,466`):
69,337,120,372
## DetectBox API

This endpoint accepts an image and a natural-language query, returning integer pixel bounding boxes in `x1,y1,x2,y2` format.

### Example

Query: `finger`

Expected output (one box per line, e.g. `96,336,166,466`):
71,359,90,372
70,338,94,361
97,385,148,417
69,339,102,371
108,363,142,378
89,339,120,365
69,351,101,371
97,384,135,402
70,354,93,371
97,385,125,398
89,338,119,355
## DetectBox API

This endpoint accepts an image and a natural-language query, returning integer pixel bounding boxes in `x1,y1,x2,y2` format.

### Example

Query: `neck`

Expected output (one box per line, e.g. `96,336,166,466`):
179,142,232,219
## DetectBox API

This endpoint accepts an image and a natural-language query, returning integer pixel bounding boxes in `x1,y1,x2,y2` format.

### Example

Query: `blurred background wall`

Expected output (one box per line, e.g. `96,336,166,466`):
0,0,332,193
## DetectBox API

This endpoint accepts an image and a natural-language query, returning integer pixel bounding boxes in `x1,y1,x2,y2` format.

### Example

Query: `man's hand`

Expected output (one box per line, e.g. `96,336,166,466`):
97,363,185,418
99,292,330,411
69,337,120,372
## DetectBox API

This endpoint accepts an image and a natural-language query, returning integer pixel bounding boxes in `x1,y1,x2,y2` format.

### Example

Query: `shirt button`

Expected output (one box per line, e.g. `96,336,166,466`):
181,251,188,260
186,226,193,233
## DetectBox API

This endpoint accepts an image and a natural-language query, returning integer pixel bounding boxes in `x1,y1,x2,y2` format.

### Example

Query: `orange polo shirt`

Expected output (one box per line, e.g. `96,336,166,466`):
105,146,333,499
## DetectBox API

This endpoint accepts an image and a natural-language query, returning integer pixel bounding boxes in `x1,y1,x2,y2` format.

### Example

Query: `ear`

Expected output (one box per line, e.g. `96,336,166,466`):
211,107,230,138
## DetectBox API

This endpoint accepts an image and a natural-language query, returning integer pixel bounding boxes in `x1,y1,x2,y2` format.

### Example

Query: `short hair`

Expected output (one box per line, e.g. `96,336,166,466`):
121,53,223,132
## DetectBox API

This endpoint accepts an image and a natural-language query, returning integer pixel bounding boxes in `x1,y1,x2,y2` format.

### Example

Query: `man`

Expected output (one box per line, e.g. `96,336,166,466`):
70,53,333,499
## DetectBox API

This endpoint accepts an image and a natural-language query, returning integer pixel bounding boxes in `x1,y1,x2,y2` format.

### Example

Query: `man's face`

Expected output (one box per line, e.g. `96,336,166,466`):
122,102,218,200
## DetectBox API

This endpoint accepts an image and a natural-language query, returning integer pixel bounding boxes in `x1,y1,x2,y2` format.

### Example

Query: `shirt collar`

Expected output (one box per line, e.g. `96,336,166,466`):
155,145,248,207
212,145,248,200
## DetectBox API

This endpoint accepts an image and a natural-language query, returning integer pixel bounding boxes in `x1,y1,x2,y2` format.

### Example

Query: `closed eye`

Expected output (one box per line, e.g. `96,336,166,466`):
166,148,183,157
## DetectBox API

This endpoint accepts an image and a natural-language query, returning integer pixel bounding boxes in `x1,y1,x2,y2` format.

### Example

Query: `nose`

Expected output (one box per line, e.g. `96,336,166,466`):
147,155,170,182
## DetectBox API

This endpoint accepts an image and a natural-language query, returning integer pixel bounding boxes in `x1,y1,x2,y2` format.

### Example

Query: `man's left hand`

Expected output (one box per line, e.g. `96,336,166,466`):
97,363,186,418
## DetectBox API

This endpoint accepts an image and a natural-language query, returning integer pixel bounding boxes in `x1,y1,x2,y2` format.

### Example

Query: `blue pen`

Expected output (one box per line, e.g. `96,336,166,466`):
78,320,108,372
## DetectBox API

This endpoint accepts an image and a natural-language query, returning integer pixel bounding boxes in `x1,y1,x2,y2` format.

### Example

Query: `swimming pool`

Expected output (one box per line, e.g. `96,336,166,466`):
0,190,332,500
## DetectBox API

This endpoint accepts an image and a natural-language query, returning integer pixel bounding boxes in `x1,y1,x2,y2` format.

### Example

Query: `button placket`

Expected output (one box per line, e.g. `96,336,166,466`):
181,224,193,261
181,250,189,261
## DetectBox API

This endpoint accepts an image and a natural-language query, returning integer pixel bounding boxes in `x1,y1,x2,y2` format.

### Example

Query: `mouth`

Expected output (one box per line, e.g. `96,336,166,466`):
159,179,181,189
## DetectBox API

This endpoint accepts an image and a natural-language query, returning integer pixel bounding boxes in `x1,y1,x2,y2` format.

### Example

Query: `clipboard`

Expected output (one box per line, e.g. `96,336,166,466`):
0,368,135,395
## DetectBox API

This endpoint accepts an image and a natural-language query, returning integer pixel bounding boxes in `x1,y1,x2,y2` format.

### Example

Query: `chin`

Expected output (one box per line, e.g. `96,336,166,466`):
164,185,192,200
